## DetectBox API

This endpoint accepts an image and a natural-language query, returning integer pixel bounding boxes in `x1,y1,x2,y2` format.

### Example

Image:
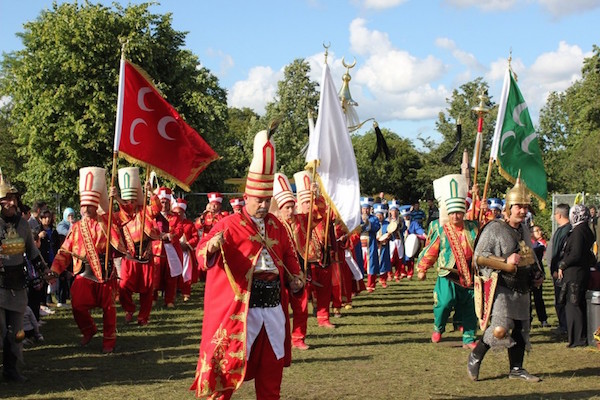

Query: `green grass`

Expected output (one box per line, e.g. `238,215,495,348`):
3,277,599,399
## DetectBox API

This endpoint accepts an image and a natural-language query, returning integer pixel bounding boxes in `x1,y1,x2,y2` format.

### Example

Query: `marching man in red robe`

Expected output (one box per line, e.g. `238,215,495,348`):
112,167,160,326
273,172,324,350
51,167,125,353
191,129,304,399
152,187,184,308
294,171,335,329
173,198,200,302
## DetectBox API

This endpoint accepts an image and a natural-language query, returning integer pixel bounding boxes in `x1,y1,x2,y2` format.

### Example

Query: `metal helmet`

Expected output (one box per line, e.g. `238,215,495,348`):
505,172,531,210
0,168,18,200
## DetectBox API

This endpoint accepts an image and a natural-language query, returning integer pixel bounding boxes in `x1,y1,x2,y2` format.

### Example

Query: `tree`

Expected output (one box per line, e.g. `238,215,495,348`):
353,128,423,202
0,2,228,207
538,45,600,194
249,59,320,176
418,78,509,200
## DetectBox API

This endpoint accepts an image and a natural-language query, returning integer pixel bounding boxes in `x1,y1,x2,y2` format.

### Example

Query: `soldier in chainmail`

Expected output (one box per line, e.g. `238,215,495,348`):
467,176,544,382
1,172,49,382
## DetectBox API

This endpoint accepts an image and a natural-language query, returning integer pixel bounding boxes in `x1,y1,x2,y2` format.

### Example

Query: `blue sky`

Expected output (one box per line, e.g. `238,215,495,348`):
1,0,599,144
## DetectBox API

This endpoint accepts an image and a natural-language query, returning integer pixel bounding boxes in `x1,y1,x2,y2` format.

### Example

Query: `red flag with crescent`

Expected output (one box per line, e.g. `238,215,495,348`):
113,60,218,191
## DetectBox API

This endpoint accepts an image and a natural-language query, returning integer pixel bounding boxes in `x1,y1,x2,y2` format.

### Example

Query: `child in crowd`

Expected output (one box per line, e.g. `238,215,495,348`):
22,305,44,346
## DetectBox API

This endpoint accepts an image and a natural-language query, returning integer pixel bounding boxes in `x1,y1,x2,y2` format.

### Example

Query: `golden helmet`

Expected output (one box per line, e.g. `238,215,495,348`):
0,168,18,200
505,172,531,210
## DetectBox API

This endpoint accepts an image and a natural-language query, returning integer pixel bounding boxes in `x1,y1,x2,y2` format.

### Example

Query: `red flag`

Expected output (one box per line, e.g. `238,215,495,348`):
114,60,218,191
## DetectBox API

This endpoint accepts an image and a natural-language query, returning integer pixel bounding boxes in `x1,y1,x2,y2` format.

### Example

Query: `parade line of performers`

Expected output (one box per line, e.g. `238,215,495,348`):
2,129,597,397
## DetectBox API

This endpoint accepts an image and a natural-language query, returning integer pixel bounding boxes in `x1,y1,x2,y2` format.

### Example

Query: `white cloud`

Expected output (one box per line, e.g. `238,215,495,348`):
228,66,282,113
205,48,234,77
537,0,600,17
444,0,600,16
444,0,517,11
360,0,409,10
435,37,485,71
349,18,393,55
485,42,588,120
346,18,447,121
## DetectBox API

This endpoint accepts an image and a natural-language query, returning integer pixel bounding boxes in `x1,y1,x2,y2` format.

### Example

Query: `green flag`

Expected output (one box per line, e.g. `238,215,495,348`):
491,68,547,207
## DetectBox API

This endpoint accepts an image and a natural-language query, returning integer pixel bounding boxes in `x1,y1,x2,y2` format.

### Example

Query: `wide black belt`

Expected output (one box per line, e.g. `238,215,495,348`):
0,264,28,290
249,278,281,308
498,265,532,294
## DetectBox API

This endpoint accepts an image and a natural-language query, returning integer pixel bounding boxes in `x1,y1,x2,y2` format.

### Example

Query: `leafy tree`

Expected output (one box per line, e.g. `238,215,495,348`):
538,45,600,194
419,78,509,200
249,59,319,177
0,104,24,190
0,2,228,207
353,128,423,202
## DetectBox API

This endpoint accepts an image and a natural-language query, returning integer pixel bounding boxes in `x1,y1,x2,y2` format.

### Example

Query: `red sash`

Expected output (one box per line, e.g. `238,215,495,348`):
443,223,472,287
80,219,105,282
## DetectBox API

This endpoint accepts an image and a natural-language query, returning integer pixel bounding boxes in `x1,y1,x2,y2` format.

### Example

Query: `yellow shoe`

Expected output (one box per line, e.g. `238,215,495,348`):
183,295,190,302
344,304,353,310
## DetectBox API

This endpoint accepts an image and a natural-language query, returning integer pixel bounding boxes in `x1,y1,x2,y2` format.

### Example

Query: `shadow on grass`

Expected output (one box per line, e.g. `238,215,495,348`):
435,390,600,400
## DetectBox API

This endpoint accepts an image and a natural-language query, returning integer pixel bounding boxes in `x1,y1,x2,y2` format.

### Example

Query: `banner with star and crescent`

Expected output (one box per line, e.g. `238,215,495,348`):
113,59,219,191
490,67,547,207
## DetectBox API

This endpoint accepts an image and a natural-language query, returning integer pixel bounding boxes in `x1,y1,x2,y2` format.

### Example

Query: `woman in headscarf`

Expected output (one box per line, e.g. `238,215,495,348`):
56,207,75,308
558,204,595,347
57,207,75,240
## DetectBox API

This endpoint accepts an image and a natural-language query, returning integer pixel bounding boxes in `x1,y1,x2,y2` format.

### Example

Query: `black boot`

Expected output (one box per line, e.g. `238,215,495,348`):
467,340,489,381
2,338,28,383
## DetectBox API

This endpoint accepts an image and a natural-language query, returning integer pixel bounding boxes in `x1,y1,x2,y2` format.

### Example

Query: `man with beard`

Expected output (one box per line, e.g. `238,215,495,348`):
151,187,183,308
191,130,303,399
51,167,125,353
467,175,544,382
1,170,50,382
273,172,324,349
112,167,160,326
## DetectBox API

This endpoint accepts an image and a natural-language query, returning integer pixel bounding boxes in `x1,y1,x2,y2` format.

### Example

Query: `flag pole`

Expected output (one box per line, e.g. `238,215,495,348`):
302,165,317,274
471,91,490,221
139,167,151,256
106,41,127,272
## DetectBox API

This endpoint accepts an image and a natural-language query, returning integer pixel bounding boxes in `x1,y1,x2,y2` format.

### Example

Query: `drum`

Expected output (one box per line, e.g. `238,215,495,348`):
404,233,421,258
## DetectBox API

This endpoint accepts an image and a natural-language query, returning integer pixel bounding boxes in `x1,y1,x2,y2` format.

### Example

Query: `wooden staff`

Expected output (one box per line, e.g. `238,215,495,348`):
302,167,317,273
105,151,118,273
139,168,151,256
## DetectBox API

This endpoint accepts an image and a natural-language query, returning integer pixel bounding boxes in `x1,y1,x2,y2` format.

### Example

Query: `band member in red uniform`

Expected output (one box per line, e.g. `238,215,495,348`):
113,167,160,326
198,192,224,237
173,198,199,302
294,170,335,329
273,172,324,350
152,187,183,308
191,129,303,399
51,167,125,353
229,198,244,215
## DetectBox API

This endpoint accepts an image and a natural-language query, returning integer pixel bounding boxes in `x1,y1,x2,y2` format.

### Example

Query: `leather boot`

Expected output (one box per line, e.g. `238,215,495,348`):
467,341,489,381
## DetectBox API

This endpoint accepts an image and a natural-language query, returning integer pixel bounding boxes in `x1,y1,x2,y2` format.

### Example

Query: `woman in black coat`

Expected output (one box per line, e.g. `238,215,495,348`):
558,204,595,347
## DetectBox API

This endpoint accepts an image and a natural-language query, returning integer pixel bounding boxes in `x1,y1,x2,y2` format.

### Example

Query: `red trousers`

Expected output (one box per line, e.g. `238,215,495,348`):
71,275,116,349
308,264,332,324
211,327,285,400
289,287,308,345
119,258,153,323
330,262,343,309
178,276,192,297
153,258,179,305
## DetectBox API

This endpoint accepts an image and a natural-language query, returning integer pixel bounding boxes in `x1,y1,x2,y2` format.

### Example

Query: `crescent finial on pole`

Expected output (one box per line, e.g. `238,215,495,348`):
323,42,330,64
342,56,357,70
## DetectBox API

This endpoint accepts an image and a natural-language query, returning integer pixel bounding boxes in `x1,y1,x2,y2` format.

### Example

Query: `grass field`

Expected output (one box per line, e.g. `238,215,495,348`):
2,276,599,400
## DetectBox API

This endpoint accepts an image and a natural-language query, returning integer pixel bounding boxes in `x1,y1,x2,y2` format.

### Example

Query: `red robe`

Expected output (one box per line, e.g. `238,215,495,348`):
181,217,200,283
191,208,301,398
116,198,161,293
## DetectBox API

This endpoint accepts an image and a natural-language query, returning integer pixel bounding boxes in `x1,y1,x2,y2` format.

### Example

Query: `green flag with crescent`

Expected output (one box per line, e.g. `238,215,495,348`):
491,68,547,206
